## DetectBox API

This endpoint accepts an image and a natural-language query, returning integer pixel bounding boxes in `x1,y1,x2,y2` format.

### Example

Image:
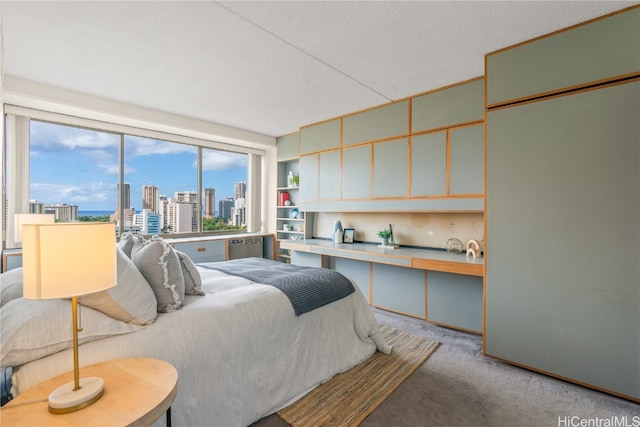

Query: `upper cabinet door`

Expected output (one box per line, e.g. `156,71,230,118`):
412,78,484,133
486,8,640,107
299,118,341,155
342,145,372,199
343,100,409,146
299,154,319,202
410,131,447,197
449,124,484,196
276,133,299,161
318,150,342,200
373,138,408,198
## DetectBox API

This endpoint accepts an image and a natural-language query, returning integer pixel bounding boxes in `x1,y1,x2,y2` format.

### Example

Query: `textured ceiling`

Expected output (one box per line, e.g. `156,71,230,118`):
1,1,637,138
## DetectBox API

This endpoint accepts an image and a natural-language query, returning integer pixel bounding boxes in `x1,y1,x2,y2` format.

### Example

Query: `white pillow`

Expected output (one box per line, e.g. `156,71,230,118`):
79,248,158,325
1,298,143,367
132,236,185,312
0,268,23,307
176,251,204,296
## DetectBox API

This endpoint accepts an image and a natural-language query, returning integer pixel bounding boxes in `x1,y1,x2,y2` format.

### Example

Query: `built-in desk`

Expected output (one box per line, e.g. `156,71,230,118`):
281,239,484,334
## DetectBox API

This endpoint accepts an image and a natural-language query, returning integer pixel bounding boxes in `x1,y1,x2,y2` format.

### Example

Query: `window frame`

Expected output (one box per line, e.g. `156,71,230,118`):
3,105,265,248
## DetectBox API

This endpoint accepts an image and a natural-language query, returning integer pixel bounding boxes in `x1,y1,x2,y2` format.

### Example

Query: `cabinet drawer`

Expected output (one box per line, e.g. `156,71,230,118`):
172,240,226,263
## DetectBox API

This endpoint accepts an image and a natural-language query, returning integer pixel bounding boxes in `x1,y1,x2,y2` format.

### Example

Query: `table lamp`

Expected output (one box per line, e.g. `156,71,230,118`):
13,213,55,246
22,222,116,414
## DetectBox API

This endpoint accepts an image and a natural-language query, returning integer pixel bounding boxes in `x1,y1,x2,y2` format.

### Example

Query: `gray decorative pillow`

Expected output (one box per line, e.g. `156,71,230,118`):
1,298,143,367
176,250,205,296
79,247,158,325
0,268,24,307
118,233,147,258
132,236,185,312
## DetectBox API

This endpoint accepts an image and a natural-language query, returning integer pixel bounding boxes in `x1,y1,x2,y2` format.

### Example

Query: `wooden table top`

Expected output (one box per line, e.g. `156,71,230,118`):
1,358,178,427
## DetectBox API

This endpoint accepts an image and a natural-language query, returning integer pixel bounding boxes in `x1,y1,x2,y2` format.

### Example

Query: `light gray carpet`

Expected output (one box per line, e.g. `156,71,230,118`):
254,308,640,427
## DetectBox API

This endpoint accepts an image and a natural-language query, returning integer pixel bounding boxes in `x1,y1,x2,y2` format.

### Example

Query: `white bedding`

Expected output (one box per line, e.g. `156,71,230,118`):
10,265,390,427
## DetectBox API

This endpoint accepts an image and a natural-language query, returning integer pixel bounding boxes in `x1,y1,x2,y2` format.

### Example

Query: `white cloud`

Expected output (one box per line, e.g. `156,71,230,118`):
202,150,247,171
31,181,116,208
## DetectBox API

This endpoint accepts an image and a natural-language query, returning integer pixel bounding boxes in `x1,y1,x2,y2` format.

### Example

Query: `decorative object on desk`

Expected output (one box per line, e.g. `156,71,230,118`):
334,228,343,244
290,208,299,219
280,191,290,206
292,174,299,187
21,222,117,414
446,238,464,254
287,171,294,187
332,220,343,238
377,228,391,246
290,235,298,240
388,224,397,246
343,228,355,244
466,239,482,258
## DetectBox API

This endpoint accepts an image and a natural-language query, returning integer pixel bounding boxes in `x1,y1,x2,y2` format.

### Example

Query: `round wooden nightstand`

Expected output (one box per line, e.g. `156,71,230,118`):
1,358,177,427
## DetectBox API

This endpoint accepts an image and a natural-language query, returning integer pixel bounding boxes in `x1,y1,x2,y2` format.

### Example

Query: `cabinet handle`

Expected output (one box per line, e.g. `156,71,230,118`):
197,247,206,252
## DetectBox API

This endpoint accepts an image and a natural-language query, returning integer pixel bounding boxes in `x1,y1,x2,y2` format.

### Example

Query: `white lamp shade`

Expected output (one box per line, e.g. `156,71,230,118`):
14,213,55,243
22,223,117,300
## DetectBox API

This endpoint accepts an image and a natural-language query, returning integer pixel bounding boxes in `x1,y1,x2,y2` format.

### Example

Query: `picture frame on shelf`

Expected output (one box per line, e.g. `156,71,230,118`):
343,228,355,243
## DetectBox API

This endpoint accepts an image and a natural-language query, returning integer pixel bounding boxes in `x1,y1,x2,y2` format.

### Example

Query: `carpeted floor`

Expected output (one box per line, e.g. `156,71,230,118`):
254,308,640,427
278,325,438,427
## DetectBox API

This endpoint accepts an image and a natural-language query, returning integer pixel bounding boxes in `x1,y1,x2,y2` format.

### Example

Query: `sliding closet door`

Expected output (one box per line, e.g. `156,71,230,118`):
485,81,640,399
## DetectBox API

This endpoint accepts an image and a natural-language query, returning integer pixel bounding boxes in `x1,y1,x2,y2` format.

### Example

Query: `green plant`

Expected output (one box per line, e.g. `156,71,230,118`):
292,174,299,186
376,228,391,239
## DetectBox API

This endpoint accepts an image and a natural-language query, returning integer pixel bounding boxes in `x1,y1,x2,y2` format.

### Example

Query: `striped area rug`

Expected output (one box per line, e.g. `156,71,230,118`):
277,325,439,427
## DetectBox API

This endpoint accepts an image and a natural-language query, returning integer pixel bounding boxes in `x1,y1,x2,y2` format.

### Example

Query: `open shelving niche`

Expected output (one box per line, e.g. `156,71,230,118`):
276,157,313,263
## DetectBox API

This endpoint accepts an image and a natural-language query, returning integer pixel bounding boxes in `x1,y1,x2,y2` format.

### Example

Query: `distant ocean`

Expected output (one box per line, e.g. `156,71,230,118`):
78,210,114,217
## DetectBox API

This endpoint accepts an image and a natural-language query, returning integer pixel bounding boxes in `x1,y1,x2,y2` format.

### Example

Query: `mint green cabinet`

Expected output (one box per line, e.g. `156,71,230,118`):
343,100,409,146
333,257,371,303
410,131,447,196
486,81,640,400
449,124,484,195
342,145,372,199
372,264,425,318
487,8,640,107
276,132,299,161
298,154,318,202
412,78,484,132
318,150,341,200
299,118,341,155
427,272,482,333
373,138,408,198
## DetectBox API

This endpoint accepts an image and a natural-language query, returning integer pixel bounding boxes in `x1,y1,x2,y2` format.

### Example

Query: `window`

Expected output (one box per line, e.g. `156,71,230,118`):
29,121,119,223
4,111,260,247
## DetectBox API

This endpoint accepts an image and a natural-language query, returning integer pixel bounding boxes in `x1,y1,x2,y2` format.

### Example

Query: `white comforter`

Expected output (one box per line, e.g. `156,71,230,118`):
11,265,390,427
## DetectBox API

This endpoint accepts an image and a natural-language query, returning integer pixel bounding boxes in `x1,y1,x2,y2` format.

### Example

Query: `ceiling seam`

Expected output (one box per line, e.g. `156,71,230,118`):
213,1,393,102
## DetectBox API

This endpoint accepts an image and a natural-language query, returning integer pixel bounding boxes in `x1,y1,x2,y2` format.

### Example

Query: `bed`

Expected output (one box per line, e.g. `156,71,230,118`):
0,236,390,427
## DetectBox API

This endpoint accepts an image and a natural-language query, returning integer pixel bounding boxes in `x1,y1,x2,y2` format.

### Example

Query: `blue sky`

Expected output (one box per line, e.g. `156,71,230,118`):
29,121,248,212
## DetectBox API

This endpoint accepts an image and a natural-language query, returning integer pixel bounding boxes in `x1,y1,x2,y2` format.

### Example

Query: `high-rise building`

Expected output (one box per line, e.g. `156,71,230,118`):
219,198,234,222
174,191,198,203
234,182,246,200
117,182,131,209
44,204,78,222
134,209,161,235
166,202,194,233
142,185,159,213
204,188,215,218
173,191,198,231
233,181,247,227
29,200,46,214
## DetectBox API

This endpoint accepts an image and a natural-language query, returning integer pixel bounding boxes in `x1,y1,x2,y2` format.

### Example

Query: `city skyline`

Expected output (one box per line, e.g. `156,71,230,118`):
29,120,249,212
